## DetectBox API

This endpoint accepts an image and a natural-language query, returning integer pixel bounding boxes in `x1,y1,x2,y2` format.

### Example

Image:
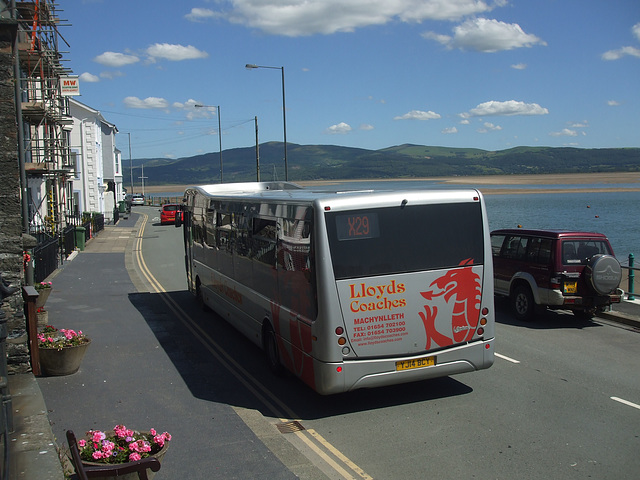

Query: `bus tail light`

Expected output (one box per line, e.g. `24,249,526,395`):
335,326,344,335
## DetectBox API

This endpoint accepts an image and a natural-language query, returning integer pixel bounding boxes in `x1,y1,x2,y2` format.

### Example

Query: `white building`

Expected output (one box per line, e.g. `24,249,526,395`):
68,98,123,222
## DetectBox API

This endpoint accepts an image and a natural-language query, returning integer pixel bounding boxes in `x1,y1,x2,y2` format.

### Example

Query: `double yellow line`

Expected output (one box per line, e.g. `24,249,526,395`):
132,213,373,480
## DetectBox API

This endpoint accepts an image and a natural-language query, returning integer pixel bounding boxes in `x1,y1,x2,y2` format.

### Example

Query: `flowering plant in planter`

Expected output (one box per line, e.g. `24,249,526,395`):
78,425,171,464
35,281,52,291
37,325,89,350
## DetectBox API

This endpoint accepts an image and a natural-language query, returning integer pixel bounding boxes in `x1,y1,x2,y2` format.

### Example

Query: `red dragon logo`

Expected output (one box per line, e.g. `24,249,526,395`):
418,258,481,349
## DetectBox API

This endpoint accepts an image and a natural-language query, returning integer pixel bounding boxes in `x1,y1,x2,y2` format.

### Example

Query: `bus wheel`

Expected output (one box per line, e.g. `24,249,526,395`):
196,279,211,312
263,324,284,375
511,285,534,321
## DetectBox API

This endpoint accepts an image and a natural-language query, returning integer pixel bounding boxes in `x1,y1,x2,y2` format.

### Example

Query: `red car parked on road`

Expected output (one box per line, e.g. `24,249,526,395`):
160,204,179,225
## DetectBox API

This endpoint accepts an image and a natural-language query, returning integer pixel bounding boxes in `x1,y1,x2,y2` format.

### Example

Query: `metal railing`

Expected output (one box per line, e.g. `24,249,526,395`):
33,236,59,283
149,196,183,207
622,253,637,300
62,225,75,258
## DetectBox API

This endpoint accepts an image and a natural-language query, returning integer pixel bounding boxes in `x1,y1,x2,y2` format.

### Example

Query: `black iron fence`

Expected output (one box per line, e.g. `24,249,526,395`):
33,236,59,284
32,213,105,283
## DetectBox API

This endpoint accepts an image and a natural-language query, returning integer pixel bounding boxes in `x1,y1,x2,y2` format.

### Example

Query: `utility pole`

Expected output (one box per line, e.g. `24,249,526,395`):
139,164,147,196
255,116,260,182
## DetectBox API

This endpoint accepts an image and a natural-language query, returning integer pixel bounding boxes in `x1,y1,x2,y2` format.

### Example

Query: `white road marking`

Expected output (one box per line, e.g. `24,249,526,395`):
611,397,640,410
495,352,521,364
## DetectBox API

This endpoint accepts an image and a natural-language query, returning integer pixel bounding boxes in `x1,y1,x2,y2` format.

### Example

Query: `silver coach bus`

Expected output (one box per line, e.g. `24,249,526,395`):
178,182,494,394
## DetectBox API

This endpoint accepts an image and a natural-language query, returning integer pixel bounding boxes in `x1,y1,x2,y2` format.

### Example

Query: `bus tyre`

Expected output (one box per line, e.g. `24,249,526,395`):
196,280,211,312
511,285,534,321
263,324,284,375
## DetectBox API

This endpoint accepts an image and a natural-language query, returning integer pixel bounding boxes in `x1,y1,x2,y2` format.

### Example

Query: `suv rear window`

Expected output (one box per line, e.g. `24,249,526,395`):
561,240,611,265
326,202,484,279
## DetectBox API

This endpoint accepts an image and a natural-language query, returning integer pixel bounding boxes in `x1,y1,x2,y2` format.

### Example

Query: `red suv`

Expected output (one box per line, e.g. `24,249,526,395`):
491,229,622,320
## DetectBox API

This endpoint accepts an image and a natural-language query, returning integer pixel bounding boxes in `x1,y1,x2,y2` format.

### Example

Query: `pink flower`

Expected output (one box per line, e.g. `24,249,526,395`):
129,452,141,462
149,428,157,436
92,451,105,460
78,439,86,447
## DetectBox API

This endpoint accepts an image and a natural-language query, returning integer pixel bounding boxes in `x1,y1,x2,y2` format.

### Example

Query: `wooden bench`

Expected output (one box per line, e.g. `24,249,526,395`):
66,430,161,480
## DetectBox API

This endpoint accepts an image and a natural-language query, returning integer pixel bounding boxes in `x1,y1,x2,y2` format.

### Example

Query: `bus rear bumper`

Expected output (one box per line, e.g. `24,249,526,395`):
314,338,494,395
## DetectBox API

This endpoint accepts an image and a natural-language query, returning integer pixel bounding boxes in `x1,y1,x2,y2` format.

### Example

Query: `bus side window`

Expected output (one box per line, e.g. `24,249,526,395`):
252,217,277,266
217,212,232,250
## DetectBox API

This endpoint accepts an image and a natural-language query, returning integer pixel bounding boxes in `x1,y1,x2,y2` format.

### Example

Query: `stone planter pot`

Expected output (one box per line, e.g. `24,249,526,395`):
35,288,52,309
38,339,91,376
36,309,48,327
81,440,169,480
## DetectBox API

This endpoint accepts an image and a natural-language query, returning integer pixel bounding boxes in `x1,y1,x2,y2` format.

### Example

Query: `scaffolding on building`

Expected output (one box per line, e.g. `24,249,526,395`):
14,0,74,236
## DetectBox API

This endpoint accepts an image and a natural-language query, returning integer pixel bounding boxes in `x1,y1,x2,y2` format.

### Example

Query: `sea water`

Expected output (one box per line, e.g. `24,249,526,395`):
150,181,640,263
484,191,640,262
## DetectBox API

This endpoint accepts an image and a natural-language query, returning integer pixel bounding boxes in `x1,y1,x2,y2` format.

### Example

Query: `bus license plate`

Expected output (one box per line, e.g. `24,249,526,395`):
564,281,578,294
396,356,435,371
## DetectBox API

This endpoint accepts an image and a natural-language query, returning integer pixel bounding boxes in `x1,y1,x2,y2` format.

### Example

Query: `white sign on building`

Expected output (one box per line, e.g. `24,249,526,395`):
60,76,80,96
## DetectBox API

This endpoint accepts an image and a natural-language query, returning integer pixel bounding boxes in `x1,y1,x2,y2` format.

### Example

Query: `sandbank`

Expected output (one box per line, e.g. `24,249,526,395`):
142,172,640,195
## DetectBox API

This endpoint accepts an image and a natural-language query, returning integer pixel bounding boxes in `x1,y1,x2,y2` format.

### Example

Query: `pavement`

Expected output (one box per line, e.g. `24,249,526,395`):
6,212,640,479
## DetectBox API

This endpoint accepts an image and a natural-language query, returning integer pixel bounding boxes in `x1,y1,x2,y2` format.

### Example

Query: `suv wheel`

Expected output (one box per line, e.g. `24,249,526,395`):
511,285,535,321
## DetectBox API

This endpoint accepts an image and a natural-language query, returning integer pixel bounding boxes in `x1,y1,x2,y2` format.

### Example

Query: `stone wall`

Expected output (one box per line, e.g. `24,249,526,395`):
0,20,31,373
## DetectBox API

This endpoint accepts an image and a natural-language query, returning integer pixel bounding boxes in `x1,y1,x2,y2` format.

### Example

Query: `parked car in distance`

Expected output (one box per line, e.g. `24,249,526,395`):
160,204,179,225
491,229,622,320
131,194,145,206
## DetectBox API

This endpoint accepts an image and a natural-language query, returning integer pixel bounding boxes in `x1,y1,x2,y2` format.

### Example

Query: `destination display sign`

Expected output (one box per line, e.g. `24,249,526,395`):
335,212,380,241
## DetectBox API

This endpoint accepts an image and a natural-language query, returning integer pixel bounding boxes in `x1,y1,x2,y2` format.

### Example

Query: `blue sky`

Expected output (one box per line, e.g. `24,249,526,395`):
63,0,639,160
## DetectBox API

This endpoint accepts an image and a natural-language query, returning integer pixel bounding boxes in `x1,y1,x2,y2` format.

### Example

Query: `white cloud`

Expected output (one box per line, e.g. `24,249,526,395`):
570,121,589,128
218,0,503,37
423,18,546,52
93,52,139,67
481,122,502,131
146,43,209,61
325,122,352,134
549,128,578,137
185,8,221,22
462,100,549,117
79,72,99,83
602,45,640,60
123,96,170,110
99,71,124,80
394,110,441,120
442,127,458,134
511,63,527,70
602,23,640,60
359,124,374,131
607,100,621,106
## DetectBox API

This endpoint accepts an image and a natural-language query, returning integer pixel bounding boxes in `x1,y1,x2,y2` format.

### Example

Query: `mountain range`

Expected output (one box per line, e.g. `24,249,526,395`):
130,143,640,186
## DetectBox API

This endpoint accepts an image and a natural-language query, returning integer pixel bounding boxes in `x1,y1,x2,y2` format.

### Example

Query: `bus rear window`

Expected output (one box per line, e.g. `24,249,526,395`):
326,202,484,279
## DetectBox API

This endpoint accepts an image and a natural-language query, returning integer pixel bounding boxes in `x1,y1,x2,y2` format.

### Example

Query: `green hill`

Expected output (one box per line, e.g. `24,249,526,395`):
131,143,640,186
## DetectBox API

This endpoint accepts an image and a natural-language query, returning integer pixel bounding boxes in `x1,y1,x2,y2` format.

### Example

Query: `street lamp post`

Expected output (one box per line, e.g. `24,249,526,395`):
245,64,288,181
195,104,223,183
127,133,133,194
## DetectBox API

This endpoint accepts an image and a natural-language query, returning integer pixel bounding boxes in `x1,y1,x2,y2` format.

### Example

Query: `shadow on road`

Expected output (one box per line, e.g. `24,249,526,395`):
494,296,600,330
129,290,474,421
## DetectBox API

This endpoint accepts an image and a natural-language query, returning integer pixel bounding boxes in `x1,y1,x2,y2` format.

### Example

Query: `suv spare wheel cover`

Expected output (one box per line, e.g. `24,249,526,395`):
586,254,622,295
